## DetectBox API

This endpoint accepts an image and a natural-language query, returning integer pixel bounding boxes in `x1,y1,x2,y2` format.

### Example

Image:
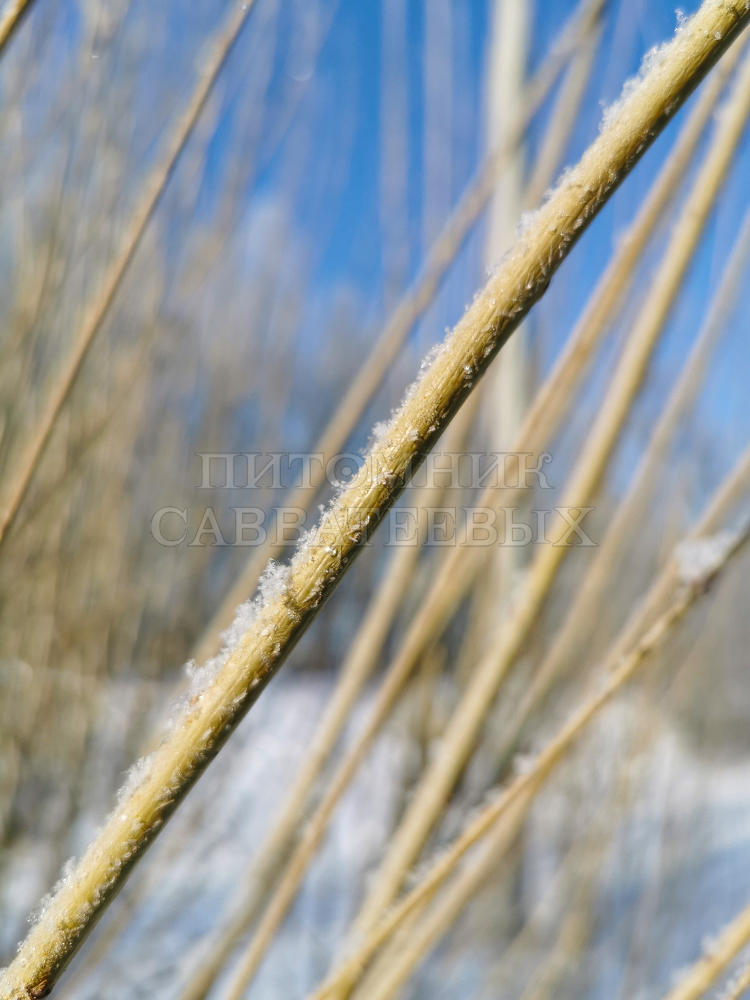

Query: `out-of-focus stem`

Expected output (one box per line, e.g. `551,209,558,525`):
346,44,750,950
311,447,750,1000
0,0,31,51
495,205,750,770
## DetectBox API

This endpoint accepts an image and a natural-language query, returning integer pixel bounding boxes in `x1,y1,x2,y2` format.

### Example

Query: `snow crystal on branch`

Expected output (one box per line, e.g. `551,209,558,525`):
674,530,739,587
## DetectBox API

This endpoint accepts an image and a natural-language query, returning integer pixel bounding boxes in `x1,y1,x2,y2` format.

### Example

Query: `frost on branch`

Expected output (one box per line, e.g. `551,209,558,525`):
597,5,700,135
674,530,740,588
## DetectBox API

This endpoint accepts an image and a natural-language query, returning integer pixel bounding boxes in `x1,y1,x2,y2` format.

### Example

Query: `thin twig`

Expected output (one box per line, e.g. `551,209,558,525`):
0,0,31,51
663,905,750,1000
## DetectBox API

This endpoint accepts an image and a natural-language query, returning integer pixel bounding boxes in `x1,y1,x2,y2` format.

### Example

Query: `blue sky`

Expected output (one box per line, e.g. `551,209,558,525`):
3,0,747,511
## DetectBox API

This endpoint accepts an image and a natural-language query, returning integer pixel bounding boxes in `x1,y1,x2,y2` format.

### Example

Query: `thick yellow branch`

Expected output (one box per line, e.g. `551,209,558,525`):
1,2,747,996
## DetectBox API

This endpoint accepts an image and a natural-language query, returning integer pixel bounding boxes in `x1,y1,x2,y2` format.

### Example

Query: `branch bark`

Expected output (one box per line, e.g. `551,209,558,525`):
2,2,748,996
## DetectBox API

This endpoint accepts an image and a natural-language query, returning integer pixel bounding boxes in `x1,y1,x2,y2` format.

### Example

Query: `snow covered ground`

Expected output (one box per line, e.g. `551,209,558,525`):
3,668,749,999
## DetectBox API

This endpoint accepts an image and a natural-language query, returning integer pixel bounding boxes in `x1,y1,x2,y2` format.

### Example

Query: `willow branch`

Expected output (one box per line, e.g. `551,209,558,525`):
2,3,747,996
215,35,744,999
